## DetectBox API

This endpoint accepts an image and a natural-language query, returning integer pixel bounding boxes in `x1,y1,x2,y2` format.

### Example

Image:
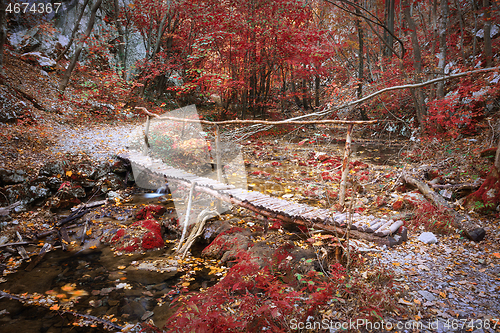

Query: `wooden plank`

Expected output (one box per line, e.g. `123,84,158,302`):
365,219,385,233
122,150,398,240
373,220,394,236
275,203,299,213
375,220,404,237
355,221,370,232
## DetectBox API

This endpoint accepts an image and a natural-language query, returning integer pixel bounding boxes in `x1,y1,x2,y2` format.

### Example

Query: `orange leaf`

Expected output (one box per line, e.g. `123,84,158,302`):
492,253,500,259
50,304,60,311
61,284,75,292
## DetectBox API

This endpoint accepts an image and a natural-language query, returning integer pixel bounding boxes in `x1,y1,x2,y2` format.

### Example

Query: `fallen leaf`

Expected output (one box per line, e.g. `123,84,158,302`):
398,298,412,305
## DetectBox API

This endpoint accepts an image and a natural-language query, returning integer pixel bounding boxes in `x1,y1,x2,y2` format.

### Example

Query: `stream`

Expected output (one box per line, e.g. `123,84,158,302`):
0,133,404,332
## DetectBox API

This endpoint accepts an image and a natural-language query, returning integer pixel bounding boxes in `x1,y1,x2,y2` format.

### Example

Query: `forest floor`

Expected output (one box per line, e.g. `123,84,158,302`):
1,52,500,332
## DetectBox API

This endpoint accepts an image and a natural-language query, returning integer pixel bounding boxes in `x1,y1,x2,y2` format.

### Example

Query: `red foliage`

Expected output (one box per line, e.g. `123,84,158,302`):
465,166,500,212
110,229,125,243
136,205,166,220
411,201,454,234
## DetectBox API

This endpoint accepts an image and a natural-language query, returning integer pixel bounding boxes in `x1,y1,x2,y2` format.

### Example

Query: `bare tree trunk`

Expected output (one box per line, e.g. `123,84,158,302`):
472,0,478,59
315,74,320,107
436,0,449,98
113,0,126,78
55,0,90,62
339,124,353,208
383,0,394,57
454,0,466,62
355,0,364,100
402,0,427,126
0,0,6,68
483,0,492,67
430,0,438,55
495,136,500,169
59,0,103,93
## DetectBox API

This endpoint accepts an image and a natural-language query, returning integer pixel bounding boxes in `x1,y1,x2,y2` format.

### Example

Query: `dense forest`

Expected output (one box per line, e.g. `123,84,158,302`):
1,0,498,130
0,0,500,332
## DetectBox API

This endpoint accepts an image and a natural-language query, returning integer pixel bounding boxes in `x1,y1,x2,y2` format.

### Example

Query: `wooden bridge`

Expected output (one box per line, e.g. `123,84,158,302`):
118,150,405,246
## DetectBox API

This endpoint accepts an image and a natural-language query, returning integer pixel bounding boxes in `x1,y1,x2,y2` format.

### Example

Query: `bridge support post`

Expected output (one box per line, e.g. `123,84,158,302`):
215,125,223,212
143,116,150,155
339,124,353,208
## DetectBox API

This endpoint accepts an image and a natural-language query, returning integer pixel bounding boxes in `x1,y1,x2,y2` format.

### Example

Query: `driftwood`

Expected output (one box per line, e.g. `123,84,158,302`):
70,199,107,212
178,208,220,259
0,241,33,248
56,208,90,227
15,231,29,260
25,242,52,272
60,226,71,251
0,201,22,216
402,173,485,242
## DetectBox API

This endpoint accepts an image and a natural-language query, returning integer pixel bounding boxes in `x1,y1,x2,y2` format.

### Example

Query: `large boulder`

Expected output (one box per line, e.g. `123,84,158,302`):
39,160,68,177
202,227,251,264
101,205,166,253
0,168,28,185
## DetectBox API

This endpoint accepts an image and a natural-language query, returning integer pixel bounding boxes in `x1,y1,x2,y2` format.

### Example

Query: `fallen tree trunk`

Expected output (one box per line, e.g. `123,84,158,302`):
431,181,481,191
402,173,485,242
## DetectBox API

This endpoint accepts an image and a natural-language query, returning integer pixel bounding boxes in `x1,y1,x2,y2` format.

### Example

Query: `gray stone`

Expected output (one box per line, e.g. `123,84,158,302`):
39,160,67,177
107,191,122,200
418,232,438,244
418,290,436,302
0,168,28,185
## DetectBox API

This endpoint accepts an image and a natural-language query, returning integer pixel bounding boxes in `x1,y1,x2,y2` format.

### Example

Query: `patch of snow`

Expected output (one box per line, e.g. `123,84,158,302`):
493,24,500,37
444,62,453,74
476,25,500,38
57,34,69,47
472,88,488,99
8,31,24,49
22,52,56,67
491,73,500,84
